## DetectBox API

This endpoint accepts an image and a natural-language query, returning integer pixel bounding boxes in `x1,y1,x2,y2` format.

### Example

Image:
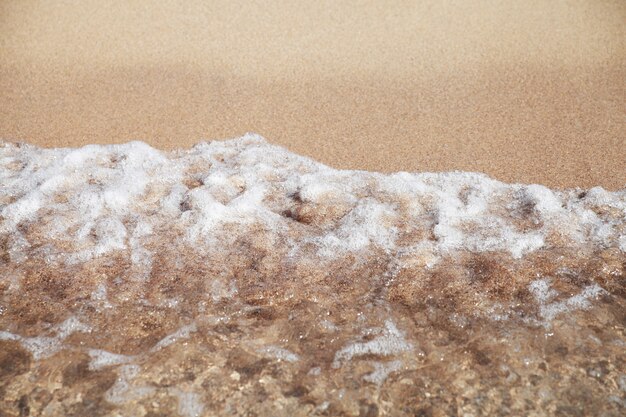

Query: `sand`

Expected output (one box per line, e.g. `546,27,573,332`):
1,0,625,190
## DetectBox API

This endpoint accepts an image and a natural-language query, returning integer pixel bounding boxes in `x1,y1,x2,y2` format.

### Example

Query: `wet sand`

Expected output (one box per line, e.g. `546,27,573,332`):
1,0,625,189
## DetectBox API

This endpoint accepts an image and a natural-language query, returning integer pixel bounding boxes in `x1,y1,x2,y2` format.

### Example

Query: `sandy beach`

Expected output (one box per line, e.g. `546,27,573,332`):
1,1,625,189
2,3,626,415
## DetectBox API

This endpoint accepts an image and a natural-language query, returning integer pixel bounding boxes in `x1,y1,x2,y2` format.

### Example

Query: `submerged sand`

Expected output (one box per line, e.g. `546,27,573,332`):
1,137,624,416
1,1,625,189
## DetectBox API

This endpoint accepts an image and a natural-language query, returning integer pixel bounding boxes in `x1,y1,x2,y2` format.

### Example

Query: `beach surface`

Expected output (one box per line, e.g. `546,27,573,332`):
1,0,624,189
1,136,625,416
2,3,626,415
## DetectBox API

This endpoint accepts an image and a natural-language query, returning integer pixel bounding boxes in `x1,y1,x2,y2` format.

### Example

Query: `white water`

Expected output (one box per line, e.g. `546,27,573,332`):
1,134,624,269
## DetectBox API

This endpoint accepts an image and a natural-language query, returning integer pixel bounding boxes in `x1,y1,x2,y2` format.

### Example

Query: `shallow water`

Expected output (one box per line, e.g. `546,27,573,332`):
1,135,624,416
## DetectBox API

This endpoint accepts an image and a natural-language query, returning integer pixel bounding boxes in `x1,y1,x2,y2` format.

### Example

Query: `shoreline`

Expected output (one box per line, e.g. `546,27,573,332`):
1,63,624,190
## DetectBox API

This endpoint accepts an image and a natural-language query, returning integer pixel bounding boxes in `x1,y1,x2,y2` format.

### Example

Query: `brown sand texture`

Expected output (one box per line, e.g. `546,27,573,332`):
1,0,625,189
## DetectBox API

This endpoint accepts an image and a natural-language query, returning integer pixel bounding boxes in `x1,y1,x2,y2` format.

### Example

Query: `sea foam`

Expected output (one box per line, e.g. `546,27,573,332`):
1,134,624,266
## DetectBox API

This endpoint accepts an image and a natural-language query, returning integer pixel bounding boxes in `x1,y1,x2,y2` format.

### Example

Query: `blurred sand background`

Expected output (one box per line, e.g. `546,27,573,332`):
1,0,624,189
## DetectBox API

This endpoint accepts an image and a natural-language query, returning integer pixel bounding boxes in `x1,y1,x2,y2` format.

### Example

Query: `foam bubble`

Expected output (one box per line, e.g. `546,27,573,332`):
529,279,608,323
257,345,300,363
151,324,197,352
0,317,91,360
363,360,403,386
333,320,412,368
88,349,135,370
1,135,624,268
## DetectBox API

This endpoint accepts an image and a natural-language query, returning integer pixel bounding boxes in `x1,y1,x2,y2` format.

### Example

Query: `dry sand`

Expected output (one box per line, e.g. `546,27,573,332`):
1,0,625,189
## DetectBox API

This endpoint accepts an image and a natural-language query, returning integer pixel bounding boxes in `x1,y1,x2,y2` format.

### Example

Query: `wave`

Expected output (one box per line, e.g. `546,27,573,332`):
1,134,624,416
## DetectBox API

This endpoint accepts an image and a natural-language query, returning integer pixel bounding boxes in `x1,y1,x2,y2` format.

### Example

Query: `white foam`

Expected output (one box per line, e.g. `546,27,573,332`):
210,279,238,302
0,331,21,341
257,345,300,363
90,283,113,310
363,360,403,386
55,316,92,339
529,279,607,323
529,279,559,304
170,389,206,417
0,190,43,224
0,317,92,360
151,323,197,352
333,320,412,368
320,319,339,332
317,199,398,256
105,364,155,405
308,366,322,376
88,349,135,370
21,336,64,360
0,134,624,268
